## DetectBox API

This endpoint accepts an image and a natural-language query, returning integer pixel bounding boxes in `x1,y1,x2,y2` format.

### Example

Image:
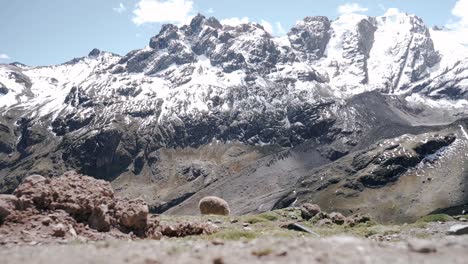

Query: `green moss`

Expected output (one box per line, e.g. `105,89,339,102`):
244,216,268,224
262,229,303,238
413,232,431,239
358,225,401,237
313,226,346,237
417,214,454,223
257,212,279,221
272,208,302,220
206,230,258,241
311,223,402,238
252,248,273,257
404,221,427,229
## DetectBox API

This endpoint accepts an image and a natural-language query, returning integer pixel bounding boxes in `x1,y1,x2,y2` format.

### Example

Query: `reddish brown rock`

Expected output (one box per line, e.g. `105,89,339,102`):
51,223,67,237
88,204,112,232
14,171,115,220
300,203,321,220
13,175,50,209
346,214,372,227
314,211,329,221
330,212,346,225
161,222,217,237
0,171,216,244
115,198,149,232
0,194,19,224
145,216,163,240
41,216,53,226
317,218,333,226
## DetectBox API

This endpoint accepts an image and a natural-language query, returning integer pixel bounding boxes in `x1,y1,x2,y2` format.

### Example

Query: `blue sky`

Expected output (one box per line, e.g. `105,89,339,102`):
0,0,466,66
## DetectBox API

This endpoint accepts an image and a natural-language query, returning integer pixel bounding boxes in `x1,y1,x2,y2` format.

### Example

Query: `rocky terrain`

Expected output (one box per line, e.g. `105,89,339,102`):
2,173,468,263
0,11,467,225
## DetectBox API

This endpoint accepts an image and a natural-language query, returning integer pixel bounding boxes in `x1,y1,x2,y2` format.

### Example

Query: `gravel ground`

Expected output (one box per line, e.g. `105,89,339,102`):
1,235,468,264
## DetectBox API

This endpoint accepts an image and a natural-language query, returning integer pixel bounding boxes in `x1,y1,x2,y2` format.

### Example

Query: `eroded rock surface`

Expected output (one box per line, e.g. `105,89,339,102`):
0,172,215,244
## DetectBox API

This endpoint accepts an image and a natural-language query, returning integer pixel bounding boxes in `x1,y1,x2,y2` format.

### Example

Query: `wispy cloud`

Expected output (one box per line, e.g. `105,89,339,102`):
113,3,126,14
260,20,287,36
132,0,194,26
450,0,468,29
275,22,287,35
206,7,214,14
221,17,286,36
383,8,402,17
220,17,249,26
261,20,273,34
446,0,468,47
0,54,10,60
337,2,368,14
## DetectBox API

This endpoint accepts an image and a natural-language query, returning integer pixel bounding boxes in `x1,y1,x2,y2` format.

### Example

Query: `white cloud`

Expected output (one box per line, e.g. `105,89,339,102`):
220,17,249,26
113,3,126,14
0,54,10,60
221,18,286,36
132,0,194,26
261,20,273,34
206,8,214,14
451,0,468,28
383,7,401,17
275,22,287,35
337,2,368,14
446,0,468,48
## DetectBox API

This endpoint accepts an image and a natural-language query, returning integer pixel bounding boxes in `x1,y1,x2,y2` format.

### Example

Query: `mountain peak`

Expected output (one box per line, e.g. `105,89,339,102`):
88,48,101,57
149,24,181,50
186,13,222,33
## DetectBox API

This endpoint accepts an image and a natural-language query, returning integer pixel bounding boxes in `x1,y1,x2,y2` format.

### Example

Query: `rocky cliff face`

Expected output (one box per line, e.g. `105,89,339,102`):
0,12,467,222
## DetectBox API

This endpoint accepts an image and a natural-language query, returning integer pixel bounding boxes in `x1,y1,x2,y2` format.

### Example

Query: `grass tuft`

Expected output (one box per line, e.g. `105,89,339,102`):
244,216,268,224
257,212,280,221
252,248,273,257
206,230,258,241
417,214,453,223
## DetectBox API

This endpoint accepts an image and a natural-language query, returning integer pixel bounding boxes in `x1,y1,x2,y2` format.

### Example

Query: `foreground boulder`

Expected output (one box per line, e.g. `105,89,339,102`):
0,171,215,244
199,196,230,216
4,172,155,237
13,172,115,221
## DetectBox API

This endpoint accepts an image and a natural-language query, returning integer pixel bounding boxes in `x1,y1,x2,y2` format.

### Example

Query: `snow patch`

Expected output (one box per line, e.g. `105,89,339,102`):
460,125,468,140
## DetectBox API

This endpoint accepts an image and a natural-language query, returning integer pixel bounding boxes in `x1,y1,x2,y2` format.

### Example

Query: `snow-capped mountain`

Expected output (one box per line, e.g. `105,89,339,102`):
1,12,467,121
0,12,467,222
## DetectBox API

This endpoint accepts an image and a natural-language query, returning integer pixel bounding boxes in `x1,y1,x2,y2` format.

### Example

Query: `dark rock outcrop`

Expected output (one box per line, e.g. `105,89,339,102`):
288,16,331,61
350,132,456,189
